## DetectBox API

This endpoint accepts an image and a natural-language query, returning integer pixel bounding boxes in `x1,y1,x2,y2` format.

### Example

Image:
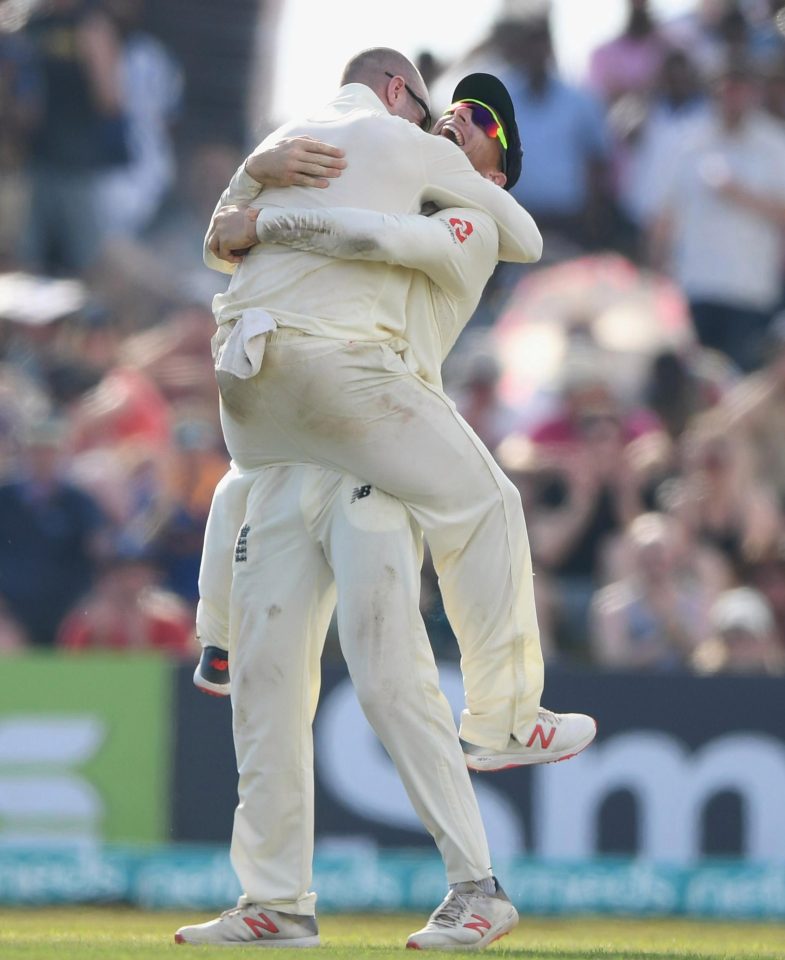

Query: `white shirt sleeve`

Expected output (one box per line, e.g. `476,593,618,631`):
203,163,264,274
255,205,498,301
417,133,542,265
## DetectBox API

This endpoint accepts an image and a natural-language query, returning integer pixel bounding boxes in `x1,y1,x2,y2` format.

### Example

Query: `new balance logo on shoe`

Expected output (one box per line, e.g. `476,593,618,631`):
235,524,250,562
174,904,320,946
351,484,372,503
243,913,280,938
406,879,517,950
526,723,556,749
463,708,597,772
463,914,491,933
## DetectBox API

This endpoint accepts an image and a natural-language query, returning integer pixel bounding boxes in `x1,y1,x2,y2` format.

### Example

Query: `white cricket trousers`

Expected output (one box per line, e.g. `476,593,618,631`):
217,465,493,913
217,329,544,750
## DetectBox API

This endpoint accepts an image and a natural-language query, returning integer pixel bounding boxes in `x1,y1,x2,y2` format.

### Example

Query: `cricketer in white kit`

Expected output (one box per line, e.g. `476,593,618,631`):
176,58,596,951
204,57,547,753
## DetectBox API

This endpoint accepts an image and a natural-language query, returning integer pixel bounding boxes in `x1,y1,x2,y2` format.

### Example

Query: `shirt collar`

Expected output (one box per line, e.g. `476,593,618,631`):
333,83,388,113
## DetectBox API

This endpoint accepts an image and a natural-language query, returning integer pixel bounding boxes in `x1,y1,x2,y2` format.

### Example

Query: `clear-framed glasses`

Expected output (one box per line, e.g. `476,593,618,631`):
384,71,432,131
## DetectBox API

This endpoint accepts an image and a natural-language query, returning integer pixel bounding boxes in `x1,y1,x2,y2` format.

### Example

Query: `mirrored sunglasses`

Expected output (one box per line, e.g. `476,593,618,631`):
443,100,509,152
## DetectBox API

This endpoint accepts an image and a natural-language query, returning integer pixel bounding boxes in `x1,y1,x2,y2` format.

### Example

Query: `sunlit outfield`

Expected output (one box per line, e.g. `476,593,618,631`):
1,907,783,959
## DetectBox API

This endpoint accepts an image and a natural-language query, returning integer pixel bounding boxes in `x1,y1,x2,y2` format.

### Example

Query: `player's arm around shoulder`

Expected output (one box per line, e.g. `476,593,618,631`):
252,203,498,302
417,132,542,265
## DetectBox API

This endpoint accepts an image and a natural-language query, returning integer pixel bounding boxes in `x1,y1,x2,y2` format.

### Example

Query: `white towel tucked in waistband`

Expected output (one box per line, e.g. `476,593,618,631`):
212,309,277,379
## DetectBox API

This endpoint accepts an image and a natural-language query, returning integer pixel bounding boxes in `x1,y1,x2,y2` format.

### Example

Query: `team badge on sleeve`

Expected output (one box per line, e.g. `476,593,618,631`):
448,218,474,243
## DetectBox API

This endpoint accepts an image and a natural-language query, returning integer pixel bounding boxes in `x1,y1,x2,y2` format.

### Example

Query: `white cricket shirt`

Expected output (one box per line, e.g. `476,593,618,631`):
207,84,540,341
253,204,499,388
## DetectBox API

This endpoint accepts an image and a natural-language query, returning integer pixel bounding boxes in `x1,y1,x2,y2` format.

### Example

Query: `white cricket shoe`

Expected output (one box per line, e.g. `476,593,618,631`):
174,905,319,947
406,878,518,951
463,708,597,772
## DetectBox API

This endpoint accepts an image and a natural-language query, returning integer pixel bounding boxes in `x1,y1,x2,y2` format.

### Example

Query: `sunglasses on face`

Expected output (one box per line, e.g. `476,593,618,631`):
443,100,509,152
384,71,432,131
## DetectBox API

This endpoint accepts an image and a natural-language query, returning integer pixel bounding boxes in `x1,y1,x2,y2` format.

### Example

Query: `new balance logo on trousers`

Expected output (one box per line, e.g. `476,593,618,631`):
351,484,372,503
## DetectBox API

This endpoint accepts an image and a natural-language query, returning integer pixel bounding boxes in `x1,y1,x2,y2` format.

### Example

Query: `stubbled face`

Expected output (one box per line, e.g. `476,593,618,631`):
401,96,428,129
433,105,504,178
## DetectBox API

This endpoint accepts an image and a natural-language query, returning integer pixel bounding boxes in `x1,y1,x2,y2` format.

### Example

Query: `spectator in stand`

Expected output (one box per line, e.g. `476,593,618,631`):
642,345,727,442
527,353,664,451
69,361,171,453
62,304,223,575
22,0,128,276
97,0,182,238
621,48,708,233
142,143,243,299
153,414,227,605
747,544,785,653
748,0,785,64
718,311,785,507
0,362,53,464
590,511,714,670
57,550,194,657
588,0,670,105
707,2,753,66
0,418,109,647
116,305,217,403
415,50,442,90
660,415,784,581
447,337,518,454
429,6,543,110
520,360,661,657
692,585,785,674
647,56,785,372
663,0,752,77
502,8,613,251
63,352,173,557
760,53,785,123
95,143,243,325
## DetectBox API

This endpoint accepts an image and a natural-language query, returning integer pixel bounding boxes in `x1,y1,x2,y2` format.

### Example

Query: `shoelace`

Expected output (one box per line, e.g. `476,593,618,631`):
430,890,475,928
537,708,562,726
220,907,246,919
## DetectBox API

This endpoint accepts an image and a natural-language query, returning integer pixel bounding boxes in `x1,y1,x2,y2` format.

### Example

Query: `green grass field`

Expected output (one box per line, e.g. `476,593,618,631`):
0,908,783,959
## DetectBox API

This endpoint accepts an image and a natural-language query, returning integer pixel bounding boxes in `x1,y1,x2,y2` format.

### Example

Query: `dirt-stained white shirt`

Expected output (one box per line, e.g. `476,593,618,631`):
252,204,499,388
206,84,540,342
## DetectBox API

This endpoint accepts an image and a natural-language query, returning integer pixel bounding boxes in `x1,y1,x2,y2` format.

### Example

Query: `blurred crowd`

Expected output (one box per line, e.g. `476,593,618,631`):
0,0,784,676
